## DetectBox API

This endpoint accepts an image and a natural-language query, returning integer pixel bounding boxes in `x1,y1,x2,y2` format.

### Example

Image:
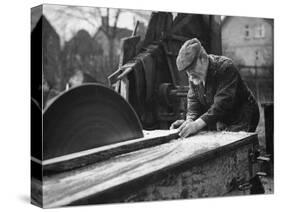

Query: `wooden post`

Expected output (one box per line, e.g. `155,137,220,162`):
116,19,141,99
209,15,222,55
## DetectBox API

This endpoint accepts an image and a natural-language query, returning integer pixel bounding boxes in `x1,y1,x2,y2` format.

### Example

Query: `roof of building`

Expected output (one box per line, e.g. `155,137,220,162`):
222,16,273,28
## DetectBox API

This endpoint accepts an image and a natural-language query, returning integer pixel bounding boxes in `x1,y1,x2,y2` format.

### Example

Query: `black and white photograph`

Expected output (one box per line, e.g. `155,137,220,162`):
30,2,274,209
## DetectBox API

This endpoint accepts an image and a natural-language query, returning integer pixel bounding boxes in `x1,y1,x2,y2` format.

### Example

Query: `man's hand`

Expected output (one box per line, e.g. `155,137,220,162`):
170,119,185,130
170,119,193,130
178,118,206,138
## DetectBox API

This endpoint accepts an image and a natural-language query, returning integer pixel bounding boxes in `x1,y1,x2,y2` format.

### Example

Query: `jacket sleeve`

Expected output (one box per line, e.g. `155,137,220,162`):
200,62,239,126
186,82,202,121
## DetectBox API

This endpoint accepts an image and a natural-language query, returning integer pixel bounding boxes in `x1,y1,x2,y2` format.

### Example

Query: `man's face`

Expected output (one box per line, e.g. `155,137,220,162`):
185,56,207,85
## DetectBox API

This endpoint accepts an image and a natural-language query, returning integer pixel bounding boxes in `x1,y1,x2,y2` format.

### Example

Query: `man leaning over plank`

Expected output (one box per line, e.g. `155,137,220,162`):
170,38,260,138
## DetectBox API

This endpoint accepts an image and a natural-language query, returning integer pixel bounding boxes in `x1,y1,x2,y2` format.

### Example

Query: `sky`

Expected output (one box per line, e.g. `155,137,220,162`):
31,4,151,46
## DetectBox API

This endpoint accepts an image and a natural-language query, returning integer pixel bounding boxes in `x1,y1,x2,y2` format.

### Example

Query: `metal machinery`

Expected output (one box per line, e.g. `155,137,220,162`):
109,12,222,129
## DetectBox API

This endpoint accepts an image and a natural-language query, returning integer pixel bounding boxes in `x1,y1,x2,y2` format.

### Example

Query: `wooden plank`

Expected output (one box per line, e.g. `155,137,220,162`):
108,68,122,86
120,77,129,100
40,131,257,208
33,130,179,175
108,35,140,86
117,21,141,99
31,177,42,207
119,36,140,67
162,42,179,85
132,20,139,36
81,141,256,203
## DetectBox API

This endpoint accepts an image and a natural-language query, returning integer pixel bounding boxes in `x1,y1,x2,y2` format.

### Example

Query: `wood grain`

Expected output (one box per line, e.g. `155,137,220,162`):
39,131,257,208
38,130,179,175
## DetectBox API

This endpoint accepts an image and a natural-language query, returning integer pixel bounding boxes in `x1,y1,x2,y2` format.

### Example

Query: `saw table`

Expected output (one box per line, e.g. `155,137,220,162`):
31,84,261,208
32,130,259,208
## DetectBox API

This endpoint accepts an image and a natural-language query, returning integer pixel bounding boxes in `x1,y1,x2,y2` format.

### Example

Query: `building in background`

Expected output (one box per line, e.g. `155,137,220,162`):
222,16,274,148
222,16,273,67
222,16,273,104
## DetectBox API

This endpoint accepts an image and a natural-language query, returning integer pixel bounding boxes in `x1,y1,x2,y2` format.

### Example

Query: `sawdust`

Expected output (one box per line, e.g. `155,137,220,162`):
42,131,256,208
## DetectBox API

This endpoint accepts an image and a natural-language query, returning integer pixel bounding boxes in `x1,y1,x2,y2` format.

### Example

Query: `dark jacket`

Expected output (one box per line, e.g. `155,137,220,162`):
186,54,259,132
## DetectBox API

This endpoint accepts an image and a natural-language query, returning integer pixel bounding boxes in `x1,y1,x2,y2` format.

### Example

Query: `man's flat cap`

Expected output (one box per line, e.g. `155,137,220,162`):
176,38,202,72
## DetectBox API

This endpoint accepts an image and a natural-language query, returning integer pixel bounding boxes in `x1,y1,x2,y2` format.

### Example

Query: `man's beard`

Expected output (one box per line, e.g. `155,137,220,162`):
190,77,202,85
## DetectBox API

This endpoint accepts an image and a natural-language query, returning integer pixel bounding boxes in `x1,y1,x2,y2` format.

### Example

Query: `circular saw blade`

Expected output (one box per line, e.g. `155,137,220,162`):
43,83,143,160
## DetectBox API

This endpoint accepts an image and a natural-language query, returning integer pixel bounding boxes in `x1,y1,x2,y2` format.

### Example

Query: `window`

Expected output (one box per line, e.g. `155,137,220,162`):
255,50,260,60
244,25,250,39
254,24,265,38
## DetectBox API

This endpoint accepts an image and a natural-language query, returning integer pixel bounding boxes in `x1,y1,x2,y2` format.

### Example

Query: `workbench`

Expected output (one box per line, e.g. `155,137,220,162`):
31,131,259,208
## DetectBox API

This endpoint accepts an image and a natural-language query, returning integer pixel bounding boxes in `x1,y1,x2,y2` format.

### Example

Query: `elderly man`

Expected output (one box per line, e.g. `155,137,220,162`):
170,38,259,138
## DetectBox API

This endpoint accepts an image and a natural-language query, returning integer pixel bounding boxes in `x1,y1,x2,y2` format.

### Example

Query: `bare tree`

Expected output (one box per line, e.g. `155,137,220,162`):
42,5,149,89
